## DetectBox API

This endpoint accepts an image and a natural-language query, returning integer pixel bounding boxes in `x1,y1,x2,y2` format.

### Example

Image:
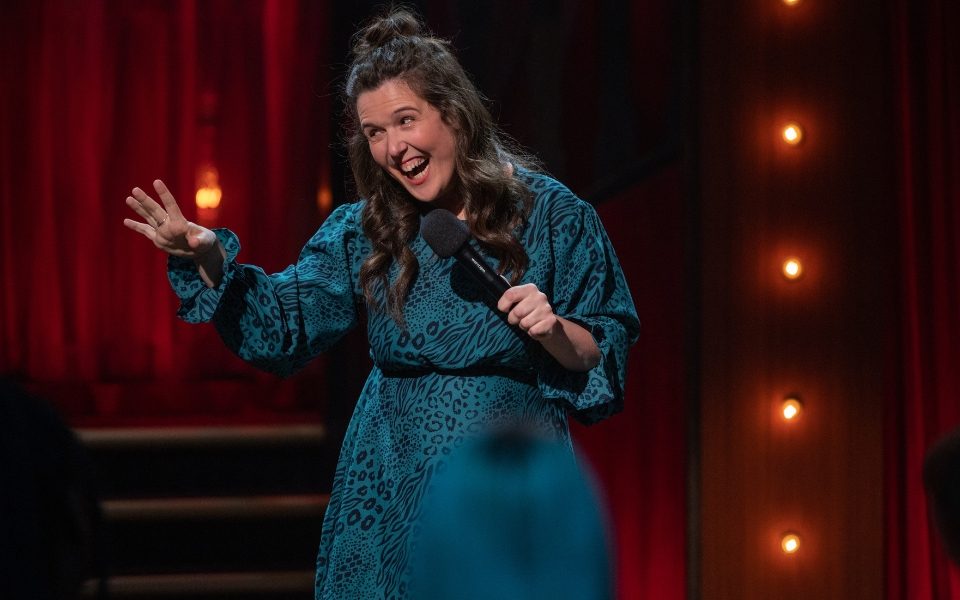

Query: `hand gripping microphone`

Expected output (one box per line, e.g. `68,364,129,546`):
420,209,511,301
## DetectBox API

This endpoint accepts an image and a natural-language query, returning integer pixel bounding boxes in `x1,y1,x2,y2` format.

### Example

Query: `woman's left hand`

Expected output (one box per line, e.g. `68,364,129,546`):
497,283,561,339
497,283,601,371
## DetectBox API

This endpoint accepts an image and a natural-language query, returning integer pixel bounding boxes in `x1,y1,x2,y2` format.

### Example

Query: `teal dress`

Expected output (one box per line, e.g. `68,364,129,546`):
168,172,639,600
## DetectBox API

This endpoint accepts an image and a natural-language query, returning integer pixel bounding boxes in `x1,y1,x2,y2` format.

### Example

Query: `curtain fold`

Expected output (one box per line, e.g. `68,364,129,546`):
0,0,330,420
888,0,960,597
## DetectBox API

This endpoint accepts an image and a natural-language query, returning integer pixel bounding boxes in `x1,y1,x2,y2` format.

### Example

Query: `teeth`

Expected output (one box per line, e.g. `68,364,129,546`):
401,158,425,173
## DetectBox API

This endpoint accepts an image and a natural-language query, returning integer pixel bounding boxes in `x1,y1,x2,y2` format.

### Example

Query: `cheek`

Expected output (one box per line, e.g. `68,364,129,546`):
442,130,459,161
367,143,387,168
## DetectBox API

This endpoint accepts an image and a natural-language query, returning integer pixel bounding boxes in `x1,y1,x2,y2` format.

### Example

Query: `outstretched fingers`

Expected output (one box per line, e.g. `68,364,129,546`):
125,195,154,223
152,179,184,220
122,217,158,242
130,186,167,227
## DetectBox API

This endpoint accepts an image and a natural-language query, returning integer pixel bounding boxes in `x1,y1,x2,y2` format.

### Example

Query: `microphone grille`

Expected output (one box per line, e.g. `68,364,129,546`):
420,209,469,258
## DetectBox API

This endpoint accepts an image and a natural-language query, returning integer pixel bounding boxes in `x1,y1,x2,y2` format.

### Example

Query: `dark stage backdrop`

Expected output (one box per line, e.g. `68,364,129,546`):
692,0,960,597
886,0,960,596
0,1,687,598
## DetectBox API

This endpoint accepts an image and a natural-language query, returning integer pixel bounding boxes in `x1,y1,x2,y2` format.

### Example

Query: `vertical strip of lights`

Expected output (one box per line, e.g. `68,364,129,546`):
777,0,807,564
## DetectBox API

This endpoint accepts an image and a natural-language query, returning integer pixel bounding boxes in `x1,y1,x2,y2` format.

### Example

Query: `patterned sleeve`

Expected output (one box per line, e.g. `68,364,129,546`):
533,183,640,425
167,202,364,377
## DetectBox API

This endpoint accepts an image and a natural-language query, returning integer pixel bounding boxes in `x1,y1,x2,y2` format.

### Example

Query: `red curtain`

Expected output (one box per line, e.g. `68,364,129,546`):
887,0,960,597
571,167,686,600
0,0,331,425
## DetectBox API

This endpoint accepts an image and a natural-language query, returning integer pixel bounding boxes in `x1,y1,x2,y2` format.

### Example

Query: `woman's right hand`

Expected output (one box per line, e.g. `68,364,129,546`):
123,179,217,259
124,179,225,287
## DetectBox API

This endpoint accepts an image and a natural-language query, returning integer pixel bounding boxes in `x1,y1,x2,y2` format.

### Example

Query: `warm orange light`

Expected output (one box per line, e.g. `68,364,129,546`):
317,185,333,214
781,122,804,146
196,168,222,209
782,258,803,280
781,533,801,554
196,186,222,209
782,0,800,5
782,397,802,421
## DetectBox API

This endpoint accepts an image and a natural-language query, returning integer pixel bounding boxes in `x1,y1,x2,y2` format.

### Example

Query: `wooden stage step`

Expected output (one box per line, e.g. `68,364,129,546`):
82,570,315,598
76,424,333,599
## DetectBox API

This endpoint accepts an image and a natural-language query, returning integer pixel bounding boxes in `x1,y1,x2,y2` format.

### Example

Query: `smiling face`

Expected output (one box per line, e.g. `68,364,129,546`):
357,79,462,214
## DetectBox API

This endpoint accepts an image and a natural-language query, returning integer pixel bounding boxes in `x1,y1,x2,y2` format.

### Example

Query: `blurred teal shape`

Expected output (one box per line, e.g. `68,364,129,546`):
409,429,612,600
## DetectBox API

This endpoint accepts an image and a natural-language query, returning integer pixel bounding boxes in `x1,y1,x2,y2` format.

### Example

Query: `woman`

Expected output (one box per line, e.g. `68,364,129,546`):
124,9,638,600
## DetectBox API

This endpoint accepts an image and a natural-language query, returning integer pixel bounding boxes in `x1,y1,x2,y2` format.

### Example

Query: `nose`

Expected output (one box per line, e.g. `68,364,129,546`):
386,131,407,164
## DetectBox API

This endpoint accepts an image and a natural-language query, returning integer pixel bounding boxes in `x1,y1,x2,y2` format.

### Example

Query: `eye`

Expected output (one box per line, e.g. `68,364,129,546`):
399,115,414,126
365,128,382,141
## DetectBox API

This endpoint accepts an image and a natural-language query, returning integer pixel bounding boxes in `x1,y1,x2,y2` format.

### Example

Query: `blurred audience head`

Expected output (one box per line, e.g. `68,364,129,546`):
923,426,960,564
410,427,612,600
0,379,104,599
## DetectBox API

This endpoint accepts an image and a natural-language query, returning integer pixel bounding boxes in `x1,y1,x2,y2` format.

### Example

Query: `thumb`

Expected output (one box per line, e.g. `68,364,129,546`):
187,227,214,250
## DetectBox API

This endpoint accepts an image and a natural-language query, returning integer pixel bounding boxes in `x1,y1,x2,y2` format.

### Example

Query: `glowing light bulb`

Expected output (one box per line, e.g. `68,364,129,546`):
782,258,803,280
196,167,222,209
781,533,801,554
783,0,800,5
781,123,804,146
782,397,802,421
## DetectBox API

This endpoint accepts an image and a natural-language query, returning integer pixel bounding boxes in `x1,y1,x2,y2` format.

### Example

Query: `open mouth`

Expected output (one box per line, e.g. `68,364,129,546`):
401,157,429,179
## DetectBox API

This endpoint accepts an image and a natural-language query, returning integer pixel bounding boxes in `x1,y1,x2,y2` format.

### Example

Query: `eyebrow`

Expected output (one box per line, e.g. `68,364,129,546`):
360,106,421,130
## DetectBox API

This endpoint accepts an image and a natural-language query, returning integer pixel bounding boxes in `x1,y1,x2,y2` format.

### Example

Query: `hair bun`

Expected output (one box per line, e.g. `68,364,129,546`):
352,9,423,58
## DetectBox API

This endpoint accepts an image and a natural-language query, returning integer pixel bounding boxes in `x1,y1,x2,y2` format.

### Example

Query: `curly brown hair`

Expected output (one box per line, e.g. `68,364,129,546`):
344,7,539,323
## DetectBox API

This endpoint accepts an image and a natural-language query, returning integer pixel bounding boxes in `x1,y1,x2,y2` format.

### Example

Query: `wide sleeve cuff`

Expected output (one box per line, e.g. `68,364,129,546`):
536,316,628,425
167,228,242,324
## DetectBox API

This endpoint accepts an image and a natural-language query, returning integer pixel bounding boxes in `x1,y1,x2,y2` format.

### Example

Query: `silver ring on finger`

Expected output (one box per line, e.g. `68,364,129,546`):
154,213,169,231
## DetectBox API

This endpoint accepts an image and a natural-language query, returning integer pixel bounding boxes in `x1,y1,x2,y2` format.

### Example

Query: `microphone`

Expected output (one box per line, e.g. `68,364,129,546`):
420,209,511,301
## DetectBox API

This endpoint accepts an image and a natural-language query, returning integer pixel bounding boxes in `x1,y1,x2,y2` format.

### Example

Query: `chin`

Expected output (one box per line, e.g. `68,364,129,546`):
403,189,431,203
406,183,447,204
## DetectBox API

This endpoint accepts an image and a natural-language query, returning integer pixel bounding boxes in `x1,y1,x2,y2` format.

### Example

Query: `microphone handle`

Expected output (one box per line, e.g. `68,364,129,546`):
454,243,511,300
